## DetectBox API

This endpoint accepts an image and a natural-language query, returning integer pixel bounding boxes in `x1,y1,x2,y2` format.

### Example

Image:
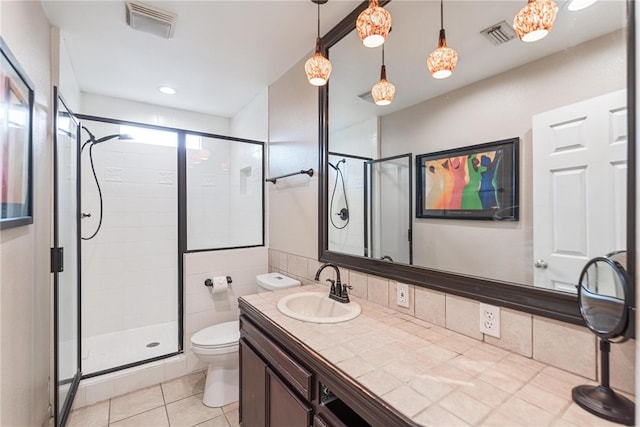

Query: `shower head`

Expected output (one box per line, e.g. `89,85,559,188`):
329,158,346,171
93,133,133,144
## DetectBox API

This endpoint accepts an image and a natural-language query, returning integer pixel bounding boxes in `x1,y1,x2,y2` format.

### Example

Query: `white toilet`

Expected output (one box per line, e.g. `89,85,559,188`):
190,273,301,407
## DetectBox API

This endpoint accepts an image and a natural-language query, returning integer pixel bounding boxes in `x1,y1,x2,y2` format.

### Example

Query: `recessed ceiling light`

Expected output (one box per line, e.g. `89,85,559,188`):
159,86,176,95
567,0,597,11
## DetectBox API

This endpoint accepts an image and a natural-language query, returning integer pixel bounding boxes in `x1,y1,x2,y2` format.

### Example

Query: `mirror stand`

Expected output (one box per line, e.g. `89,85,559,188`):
572,339,635,426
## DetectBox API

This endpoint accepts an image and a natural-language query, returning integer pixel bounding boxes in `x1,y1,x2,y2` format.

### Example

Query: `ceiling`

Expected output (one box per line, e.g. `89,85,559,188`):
41,1,627,120
42,0,361,118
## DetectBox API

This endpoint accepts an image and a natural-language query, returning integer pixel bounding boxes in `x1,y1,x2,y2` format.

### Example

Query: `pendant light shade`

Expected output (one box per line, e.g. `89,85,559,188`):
371,46,395,106
513,0,558,43
427,0,458,79
356,0,392,48
305,37,332,86
305,0,332,86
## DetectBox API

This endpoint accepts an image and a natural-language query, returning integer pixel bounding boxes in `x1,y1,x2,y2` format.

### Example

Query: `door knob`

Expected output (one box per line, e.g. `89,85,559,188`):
534,259,548,269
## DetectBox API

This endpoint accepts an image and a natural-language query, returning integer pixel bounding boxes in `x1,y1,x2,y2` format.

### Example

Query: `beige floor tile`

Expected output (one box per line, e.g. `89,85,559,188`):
161,371,205,403
109,385,164,423
194,414,230,427
224,408,240,427
166,393,224,427
413,404,470,427
109,407,169,427
382,385,431,418
222,400,238,413
439,390,491,425
66,400,109,427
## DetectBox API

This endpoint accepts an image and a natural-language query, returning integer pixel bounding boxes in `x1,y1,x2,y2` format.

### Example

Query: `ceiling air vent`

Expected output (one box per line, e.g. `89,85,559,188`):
358,91,375,104
126,1,176,39
480,21,516,46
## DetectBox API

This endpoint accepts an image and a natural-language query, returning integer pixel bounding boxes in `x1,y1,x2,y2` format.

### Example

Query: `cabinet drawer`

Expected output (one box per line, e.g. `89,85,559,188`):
240,316,313,401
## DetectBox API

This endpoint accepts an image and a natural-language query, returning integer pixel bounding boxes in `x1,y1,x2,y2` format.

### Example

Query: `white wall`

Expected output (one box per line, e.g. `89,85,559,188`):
268,54,319,259
81,93,230,135
381,30,626,284
0,2,52,425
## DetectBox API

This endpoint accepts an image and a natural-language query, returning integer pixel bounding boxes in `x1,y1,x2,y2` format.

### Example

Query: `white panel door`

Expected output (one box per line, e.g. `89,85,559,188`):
533,90,627,292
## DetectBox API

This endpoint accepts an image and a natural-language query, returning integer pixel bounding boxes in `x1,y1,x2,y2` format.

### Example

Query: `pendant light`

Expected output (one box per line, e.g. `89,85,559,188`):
305,0,332,86
513,0,558,43
371,45,395,106
356,0,392,48
427,0,458,79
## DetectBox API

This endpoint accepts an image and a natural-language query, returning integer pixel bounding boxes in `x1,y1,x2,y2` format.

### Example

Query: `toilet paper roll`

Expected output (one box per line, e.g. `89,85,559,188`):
211,276,229,294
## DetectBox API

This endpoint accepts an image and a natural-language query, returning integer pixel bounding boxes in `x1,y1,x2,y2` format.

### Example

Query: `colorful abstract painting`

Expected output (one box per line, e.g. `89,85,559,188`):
416,138,519,220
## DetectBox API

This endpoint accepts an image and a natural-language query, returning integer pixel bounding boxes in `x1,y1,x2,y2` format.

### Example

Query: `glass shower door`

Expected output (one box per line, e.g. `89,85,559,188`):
365,154,413,264
52,88,81,426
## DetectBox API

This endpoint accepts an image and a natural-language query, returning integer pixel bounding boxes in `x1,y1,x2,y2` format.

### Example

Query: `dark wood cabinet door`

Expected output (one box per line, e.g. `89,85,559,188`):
268,368,312,427
240,340,267,427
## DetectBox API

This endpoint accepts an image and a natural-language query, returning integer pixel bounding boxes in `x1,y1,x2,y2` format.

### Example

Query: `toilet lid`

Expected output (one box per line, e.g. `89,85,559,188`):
191,320,240,348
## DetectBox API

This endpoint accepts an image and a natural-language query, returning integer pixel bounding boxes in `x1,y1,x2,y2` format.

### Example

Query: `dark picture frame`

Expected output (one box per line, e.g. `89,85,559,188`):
416,137,519,220
0,37,34,229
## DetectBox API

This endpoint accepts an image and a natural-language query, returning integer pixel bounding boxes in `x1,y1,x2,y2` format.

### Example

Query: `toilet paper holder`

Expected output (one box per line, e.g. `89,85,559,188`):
204,276,233,287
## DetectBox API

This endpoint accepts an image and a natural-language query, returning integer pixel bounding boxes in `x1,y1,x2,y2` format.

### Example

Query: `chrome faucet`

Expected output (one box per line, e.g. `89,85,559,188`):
314,263,352,303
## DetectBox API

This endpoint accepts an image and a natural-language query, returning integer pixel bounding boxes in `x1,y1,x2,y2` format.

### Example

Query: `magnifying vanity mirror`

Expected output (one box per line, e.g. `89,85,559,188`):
318,0,635,322
572,251,635,425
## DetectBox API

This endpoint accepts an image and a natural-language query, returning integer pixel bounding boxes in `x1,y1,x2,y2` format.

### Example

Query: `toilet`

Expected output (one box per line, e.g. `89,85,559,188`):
190,273,301,407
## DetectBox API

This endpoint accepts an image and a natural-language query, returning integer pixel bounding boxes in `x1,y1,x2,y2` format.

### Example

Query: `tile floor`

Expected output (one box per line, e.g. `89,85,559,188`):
66,371,239,427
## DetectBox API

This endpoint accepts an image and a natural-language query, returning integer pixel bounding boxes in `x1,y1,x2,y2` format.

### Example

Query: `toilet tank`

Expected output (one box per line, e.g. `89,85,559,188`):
256,273,301,291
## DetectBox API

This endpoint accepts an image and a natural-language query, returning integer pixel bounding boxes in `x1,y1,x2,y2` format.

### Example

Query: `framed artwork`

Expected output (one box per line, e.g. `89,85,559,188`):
416,137,519,220
1,37,34,229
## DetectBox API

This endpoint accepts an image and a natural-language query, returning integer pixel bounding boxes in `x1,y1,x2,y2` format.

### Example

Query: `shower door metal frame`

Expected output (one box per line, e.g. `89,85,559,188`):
52,87,82,427
364,153,413,264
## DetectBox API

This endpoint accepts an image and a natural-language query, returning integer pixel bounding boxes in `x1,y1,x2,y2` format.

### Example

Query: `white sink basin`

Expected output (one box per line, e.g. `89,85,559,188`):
276,292,361,323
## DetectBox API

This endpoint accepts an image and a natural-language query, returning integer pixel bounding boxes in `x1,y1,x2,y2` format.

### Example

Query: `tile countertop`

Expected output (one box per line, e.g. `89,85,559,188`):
241,284,632,427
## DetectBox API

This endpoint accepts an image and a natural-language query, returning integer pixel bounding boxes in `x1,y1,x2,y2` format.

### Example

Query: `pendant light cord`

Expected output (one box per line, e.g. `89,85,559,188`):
382,44,385,66
440,0,444,30
317,2,320,37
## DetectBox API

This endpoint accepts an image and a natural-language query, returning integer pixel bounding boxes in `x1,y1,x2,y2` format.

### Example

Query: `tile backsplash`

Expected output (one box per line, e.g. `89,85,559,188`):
269,249,635,396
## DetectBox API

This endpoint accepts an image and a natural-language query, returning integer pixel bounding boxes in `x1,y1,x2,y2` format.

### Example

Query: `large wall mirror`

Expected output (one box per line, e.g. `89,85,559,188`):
319,0,636,323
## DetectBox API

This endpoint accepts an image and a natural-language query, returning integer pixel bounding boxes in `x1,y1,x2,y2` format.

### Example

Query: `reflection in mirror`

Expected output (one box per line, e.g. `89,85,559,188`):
326,0,628,292
573,251,634,425
578,251,629,337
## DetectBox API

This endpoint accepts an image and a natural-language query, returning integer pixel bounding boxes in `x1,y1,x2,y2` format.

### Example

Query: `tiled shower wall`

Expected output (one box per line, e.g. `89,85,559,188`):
269,249,636,396
81,138,178,339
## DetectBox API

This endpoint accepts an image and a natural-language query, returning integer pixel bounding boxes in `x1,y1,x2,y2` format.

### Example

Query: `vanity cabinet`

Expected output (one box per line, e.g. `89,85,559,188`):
239,300,418,427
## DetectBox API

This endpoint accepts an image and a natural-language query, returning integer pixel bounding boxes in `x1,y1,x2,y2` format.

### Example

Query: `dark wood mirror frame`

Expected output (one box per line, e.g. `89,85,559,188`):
318,0,636,325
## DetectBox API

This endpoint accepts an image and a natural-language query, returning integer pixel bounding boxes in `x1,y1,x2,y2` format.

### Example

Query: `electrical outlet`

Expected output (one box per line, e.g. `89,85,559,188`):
397,283,409,308
479,303,501,338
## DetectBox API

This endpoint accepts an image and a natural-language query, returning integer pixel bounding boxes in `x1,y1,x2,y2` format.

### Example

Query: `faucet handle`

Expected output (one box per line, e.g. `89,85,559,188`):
341,284,352,297
325,278,335,286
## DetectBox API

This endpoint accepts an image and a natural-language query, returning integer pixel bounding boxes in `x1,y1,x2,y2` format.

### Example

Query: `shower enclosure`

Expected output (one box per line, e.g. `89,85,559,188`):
79,118,180,375
75,116,265,377
328,152,412,264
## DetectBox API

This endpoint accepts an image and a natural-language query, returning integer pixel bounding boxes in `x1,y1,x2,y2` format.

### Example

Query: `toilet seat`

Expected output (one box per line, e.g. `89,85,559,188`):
191,320,240,350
